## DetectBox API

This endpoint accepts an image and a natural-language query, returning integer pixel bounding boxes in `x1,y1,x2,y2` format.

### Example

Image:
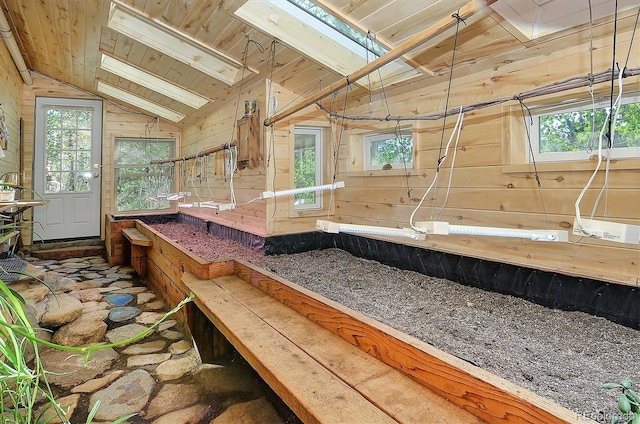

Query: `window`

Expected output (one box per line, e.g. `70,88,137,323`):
114,138,175,212
530,96,640,163
294,127,323,210
43,106,95,193
364,128,414,170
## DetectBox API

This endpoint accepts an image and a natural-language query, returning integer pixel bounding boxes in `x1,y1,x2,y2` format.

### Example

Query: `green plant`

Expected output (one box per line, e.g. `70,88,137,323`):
0,276,194,423
603,378,640,424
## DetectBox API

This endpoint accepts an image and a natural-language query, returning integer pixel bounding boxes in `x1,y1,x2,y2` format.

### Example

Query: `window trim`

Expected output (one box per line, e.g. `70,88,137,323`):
293,126,323,211
529,95,640,163
363,127,414,171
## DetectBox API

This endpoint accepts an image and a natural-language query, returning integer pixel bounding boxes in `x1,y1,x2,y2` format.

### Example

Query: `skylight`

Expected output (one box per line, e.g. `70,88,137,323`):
286,0,387,58
100,53,210,109
97,81,186,122
491,0,638,40
108,1,256,86
235,0,422,88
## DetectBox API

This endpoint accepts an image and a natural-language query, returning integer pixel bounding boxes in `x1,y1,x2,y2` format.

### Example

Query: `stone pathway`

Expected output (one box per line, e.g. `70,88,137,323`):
9,255,293,424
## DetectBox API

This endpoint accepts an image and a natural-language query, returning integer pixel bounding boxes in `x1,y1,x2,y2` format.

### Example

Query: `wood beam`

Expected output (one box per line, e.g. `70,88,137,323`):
263,0,498,127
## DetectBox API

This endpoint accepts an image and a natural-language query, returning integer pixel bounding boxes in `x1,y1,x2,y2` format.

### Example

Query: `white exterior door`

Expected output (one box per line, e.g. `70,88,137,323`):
33,97,103,241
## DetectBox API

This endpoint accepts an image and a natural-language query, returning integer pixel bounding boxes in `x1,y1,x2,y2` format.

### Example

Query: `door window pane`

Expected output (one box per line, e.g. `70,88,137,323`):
44,107,94,193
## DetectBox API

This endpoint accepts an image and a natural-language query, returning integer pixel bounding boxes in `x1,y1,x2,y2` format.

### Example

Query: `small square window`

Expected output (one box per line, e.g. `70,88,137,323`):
364,128,414,170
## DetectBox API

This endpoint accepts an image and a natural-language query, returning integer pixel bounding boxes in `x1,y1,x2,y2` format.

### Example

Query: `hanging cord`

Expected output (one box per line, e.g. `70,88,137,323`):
332,85,351,185
431,11,465,213
433,107,464,221
575,8,625,235
394,121,413,201
587,0,597,153
410,107,464,231
518,97,550,228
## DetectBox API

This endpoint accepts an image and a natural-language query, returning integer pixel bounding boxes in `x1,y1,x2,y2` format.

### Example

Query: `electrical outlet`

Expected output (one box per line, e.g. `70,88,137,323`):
573,218,640,245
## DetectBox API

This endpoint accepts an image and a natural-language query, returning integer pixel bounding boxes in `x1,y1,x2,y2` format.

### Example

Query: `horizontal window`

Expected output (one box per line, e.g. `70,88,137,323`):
364,128,413,170
530,96,640,163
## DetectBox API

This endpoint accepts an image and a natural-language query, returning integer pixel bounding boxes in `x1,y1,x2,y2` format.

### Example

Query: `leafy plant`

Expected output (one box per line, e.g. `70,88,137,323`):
603,378,640,424
0,274,194,423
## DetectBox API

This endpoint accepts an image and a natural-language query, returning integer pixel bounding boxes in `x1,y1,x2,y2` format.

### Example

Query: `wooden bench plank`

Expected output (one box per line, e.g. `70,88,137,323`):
214,274,485,424
182,272,398,424
122,227,153,246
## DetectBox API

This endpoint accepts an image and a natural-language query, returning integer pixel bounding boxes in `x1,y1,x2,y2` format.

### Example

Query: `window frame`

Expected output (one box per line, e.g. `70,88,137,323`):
529,95,640,163
363,127,414,171
113,137,176,214
293,126,323,211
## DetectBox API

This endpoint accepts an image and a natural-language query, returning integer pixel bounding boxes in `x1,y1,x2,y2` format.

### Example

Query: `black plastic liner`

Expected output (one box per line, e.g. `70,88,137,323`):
265,231,640,330
178,213,265,251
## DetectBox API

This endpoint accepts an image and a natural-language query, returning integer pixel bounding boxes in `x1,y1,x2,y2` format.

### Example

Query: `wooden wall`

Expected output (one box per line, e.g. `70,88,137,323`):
21,74,181,242
174,10,638,287
0,38,23,176
316,23,640,287
178,79,269,236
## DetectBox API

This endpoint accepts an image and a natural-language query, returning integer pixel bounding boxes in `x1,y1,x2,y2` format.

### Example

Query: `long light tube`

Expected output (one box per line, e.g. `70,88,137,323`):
97,81,186,122
317,220,426,240
262,181,345,199
108,1,255,86
100,54,210,109
415,221,568,242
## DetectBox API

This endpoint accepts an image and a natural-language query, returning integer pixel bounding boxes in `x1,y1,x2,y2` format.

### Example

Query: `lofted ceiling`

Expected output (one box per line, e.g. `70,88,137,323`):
0,0,635,127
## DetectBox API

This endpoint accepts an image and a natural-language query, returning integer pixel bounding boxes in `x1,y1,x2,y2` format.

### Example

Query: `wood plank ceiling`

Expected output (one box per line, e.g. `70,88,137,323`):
0,0,633,127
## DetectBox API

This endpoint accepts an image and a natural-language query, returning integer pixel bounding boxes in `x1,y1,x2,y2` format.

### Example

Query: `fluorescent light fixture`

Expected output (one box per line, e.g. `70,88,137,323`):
572,218,640,245
178,203,194,208
100,54,209,109
199,201,219,209
97,81,186,122
108,1,255,86
262,181,345,199
415,221,568,242
317,220,426,240
166,193,184,201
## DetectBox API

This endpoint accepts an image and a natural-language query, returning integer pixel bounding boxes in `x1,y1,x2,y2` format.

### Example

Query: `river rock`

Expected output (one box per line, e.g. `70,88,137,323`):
144,383,202,419
127,352,171,367
109,306,142,323
152,404,211,424
72,370,125,393
137,292,156,304
89,369,155,422
104,293,134,306
36,393,81,424
105,323,152,345
40,293,83,328
155,349,201,381
168,340,191,355
69,287,102,302
52,310,108,346
40,347,118,388
210,398,283,424
121,340,167,355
